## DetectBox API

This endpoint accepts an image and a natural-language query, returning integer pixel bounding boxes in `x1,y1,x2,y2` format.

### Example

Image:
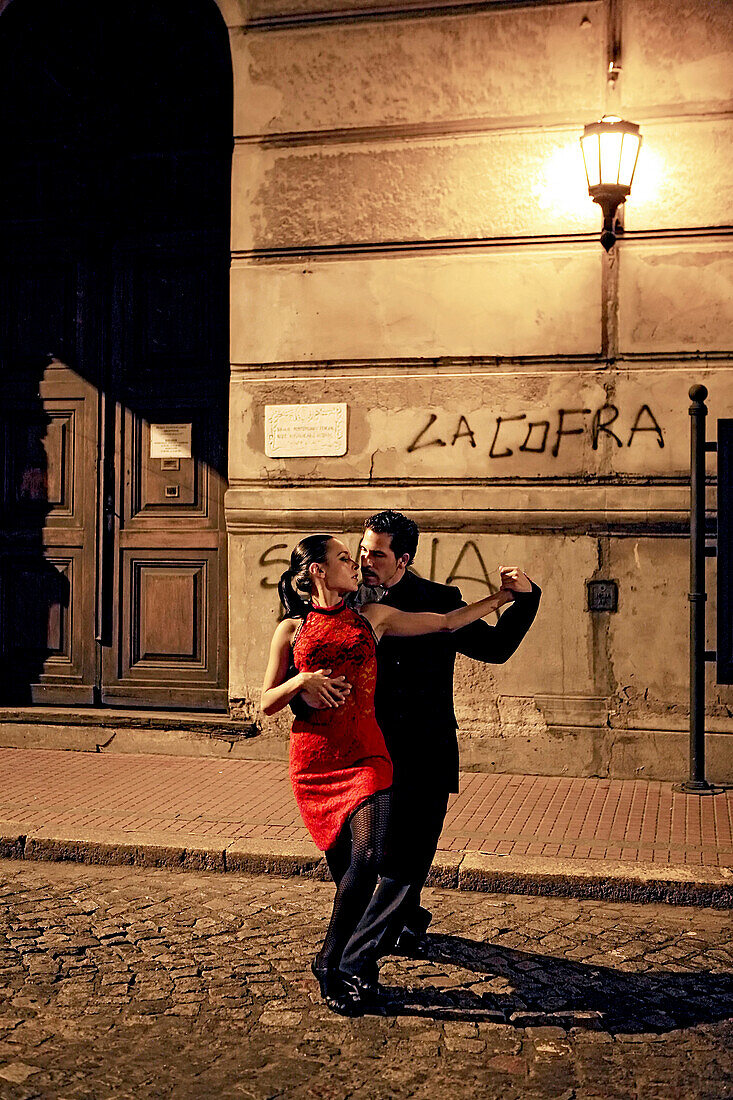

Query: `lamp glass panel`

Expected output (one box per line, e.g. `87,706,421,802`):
581,133,600,187
618,132,641,188
599,131,623,185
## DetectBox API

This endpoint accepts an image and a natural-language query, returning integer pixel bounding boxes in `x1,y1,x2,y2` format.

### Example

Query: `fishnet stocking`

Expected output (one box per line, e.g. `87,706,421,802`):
317,790,390,971
324,828,351,886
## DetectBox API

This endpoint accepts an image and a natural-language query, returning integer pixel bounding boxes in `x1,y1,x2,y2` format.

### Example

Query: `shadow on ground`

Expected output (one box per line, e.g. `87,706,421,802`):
379,933,733,1034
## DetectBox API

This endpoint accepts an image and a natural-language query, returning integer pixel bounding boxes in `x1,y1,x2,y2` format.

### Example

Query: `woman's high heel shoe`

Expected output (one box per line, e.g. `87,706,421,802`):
310,960,361,1016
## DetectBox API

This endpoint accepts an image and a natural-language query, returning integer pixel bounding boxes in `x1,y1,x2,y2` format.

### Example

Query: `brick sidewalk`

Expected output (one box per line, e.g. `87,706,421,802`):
1,747,731,868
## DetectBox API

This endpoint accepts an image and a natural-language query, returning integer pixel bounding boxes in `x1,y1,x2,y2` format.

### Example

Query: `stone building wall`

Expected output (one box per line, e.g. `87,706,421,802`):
216,0,733,780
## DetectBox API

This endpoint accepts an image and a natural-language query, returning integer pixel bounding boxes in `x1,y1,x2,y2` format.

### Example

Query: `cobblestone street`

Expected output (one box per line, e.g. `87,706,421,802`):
0,860,731,1100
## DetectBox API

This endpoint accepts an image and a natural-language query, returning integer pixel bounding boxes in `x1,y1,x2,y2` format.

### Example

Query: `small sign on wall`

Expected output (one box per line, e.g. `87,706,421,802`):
264,403,348,458
149,423,192,459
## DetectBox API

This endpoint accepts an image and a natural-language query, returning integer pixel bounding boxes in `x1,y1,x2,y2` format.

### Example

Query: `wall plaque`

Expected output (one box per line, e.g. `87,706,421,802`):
149,423,192,459
264,403,348,458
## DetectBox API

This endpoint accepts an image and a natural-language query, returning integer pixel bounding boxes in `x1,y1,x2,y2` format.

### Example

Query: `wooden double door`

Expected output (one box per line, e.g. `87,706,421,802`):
0,243,229,709
0,0,232,710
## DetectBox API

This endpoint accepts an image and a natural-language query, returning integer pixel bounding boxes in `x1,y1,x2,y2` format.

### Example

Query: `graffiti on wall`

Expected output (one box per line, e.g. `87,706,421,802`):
259,538,500,618
407,404,664,457
255,403,666,612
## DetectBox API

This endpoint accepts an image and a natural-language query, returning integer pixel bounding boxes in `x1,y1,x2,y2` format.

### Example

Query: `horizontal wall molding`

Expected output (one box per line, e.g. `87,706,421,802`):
235,115,590,149
232,233,602,261
231,354,607,375
230,353,733,375
224,483,699,536
231,226,733,264
226,476,704,487
242,0,588,32
233,109,733,149
224,509,690,536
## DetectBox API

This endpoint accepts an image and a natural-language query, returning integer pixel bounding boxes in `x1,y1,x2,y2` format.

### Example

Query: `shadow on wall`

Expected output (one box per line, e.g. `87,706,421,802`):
0,0,232,705
0,374,69,703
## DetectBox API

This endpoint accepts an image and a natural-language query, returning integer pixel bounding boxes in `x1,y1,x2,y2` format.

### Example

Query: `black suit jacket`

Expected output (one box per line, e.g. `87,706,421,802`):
375,570,541,793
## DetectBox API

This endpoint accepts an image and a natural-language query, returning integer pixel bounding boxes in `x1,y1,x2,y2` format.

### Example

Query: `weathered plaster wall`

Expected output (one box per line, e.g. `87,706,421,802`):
230,249,602,361
221,0,733,780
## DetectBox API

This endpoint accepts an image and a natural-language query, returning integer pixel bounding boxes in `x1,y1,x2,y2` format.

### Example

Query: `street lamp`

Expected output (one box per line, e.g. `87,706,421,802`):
581,115,642,251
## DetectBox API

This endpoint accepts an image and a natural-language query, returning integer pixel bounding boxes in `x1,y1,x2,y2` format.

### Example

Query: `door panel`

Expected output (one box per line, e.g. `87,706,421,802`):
136,563,204,662
125,553,214,674
132,414,207,518
103,548,224,708
0,366,99,703
99,252,229,708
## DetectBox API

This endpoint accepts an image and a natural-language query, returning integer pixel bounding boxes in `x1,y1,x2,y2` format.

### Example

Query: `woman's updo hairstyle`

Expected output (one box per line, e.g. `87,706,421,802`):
278,534,333,617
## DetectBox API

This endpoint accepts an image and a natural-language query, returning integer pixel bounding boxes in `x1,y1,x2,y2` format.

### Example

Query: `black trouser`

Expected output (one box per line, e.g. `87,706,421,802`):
385,780,450,930
338,781,450,980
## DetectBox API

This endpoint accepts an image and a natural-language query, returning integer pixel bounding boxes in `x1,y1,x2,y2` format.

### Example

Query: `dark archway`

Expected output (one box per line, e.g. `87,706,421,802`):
0,1,233,709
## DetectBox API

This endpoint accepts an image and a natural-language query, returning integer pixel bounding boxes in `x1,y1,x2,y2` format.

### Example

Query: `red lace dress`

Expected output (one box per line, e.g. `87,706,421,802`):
290,601,393,851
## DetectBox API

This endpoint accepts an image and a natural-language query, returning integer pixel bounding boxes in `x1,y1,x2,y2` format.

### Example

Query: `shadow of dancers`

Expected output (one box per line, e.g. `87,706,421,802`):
377,932,733,1034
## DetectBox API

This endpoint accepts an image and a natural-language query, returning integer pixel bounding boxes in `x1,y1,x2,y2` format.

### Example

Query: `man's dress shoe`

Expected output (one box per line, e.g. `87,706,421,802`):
342,972,386,1008
393,927,429,958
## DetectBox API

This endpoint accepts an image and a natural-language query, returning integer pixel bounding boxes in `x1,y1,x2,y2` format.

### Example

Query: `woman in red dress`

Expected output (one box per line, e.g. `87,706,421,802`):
261,534,515,1013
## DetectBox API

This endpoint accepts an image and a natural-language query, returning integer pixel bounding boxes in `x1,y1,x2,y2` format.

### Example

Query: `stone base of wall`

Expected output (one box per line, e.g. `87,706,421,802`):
457,726,732,784
231,724,732,783
217,722,732,785
0,711,728,783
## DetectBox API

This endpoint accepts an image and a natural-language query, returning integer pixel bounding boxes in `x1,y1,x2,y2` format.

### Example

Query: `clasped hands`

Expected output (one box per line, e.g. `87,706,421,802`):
497,566,533,596
299,566,532,710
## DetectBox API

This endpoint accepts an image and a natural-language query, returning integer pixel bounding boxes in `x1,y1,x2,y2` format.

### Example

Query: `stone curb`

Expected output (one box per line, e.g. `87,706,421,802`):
457,851,733,909
0,821,731,908
224,838,327,878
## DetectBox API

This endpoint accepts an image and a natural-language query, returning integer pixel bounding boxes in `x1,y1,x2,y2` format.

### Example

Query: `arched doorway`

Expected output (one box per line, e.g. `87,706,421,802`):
0,0,232,708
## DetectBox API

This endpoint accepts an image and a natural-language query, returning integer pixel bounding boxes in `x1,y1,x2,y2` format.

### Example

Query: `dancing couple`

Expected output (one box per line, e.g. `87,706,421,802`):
261,510,540,1014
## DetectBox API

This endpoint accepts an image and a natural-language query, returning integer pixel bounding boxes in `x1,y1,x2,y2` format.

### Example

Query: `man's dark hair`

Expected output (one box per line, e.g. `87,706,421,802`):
363,510,419,565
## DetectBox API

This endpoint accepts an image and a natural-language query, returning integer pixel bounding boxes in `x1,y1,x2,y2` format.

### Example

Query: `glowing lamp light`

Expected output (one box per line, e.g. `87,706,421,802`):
581,115,642,251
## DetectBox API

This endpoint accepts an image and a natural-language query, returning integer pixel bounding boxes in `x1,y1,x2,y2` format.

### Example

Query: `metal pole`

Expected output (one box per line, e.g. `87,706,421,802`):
683,384,711,791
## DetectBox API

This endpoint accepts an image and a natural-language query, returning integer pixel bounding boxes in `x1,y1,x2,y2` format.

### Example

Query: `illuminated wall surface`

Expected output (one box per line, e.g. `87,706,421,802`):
218,0,733,780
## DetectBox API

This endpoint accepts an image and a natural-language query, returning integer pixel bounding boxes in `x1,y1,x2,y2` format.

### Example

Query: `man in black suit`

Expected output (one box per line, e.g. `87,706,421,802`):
305,511,540,986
